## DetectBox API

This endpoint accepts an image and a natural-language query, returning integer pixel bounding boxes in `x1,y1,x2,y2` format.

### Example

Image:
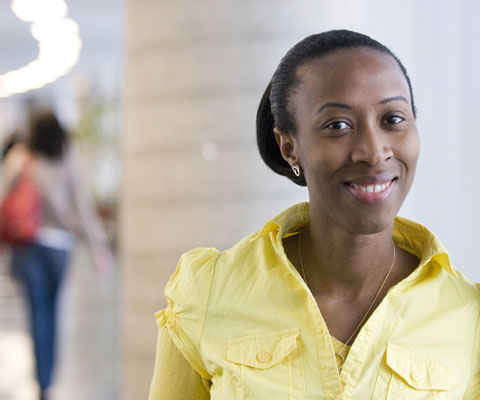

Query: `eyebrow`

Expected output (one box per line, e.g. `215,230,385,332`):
317,96,409,114
317,102,352,114
379,96,409,105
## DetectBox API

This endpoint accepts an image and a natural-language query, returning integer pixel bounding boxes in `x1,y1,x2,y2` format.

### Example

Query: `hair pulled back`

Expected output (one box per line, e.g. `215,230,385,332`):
256,29,416,186
29,110,69,159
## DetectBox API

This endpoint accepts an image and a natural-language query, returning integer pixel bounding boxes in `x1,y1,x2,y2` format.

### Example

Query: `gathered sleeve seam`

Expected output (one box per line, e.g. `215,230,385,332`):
156,248,219,380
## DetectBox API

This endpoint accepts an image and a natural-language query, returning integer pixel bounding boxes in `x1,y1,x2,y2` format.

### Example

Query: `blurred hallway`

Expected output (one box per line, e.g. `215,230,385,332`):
0,246,118,400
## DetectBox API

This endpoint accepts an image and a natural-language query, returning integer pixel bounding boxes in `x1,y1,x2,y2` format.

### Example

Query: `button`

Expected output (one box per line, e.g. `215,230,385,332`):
256,351,271,363
410,372,422,382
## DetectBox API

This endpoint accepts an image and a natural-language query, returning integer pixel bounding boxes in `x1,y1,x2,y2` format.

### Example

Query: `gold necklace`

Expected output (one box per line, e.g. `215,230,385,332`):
297,231,396,371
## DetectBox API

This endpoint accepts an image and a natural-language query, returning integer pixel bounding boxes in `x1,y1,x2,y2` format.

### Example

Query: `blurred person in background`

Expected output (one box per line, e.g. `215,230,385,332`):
1,129,23,161
0,109,113,400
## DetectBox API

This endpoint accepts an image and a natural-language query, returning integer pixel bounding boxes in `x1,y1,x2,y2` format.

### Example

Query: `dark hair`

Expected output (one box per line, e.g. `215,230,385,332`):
29,110,69,159
256,29,416,186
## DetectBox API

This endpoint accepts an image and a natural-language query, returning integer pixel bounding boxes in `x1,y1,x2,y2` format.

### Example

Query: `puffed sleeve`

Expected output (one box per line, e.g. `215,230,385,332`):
155,248,218,379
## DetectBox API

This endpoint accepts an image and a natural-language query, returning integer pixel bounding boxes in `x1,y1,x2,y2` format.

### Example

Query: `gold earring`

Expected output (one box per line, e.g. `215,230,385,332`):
292,165,301,177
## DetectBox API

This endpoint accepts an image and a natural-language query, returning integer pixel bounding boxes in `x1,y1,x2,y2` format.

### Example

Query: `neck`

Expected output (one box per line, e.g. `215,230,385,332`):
301,212,395,294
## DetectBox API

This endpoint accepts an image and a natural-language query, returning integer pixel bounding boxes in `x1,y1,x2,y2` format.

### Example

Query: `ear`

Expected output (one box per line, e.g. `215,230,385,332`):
274,127,300,167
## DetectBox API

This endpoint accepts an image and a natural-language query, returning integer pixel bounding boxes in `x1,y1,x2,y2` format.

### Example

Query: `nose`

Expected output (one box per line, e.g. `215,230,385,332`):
350,122,393,166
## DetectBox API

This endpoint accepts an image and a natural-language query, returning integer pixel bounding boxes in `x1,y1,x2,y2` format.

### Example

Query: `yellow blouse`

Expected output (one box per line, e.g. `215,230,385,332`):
149,203,480,399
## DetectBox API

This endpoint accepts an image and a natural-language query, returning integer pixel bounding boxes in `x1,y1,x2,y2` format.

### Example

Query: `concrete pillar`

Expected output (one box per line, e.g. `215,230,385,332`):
121,1,362,398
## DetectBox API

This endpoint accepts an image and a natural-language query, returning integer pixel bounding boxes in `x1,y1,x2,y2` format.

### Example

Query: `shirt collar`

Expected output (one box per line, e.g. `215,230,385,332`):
392,216,455,276
252,202,455,277
252,202,309,241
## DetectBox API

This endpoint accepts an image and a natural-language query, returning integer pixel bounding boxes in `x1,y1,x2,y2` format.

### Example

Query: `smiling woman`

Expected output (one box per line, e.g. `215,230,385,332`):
148,30,480,399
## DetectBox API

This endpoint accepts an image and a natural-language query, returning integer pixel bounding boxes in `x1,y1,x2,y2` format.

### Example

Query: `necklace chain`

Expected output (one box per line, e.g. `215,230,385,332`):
297,231,396,371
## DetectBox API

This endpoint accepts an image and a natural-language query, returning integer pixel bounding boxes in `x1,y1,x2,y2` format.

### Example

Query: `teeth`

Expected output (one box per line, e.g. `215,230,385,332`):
352,180,392,194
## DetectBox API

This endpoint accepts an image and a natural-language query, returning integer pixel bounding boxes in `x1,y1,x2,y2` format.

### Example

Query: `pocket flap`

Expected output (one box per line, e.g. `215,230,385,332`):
386,343,451,391
226,328,299,370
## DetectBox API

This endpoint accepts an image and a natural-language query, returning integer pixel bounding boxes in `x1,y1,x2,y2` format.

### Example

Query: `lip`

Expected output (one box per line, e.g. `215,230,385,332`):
344,177,397,204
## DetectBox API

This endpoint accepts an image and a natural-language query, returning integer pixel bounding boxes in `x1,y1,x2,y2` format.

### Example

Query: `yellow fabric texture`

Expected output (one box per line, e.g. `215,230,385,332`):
149,203,480,399
148,327,210,400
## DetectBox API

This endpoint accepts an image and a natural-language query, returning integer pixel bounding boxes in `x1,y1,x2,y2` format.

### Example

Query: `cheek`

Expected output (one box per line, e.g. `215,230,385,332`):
301,149,346,189
407,132,420,167
398,131,420,179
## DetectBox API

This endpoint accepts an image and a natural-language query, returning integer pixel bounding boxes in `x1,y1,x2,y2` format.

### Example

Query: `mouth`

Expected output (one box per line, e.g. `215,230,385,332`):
345,177,398,204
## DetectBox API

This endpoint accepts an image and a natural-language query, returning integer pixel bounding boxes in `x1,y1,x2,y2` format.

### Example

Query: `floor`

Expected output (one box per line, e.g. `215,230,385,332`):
0,245,118,400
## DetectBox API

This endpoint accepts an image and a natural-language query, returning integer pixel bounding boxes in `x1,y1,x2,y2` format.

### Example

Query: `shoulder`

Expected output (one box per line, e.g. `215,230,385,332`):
2,142,29,166
421,267,480,335
164,203,302,313
165,247,219,305
165,227,273,308
1,143,30,180
447,267,480,305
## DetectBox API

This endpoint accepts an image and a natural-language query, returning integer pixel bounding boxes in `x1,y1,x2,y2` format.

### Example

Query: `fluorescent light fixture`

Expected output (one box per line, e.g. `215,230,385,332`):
0,0,82,98
11,0,67,22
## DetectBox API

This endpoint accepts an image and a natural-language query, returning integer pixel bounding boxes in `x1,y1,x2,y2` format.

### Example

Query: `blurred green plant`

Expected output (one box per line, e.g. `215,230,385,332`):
71,101,107,145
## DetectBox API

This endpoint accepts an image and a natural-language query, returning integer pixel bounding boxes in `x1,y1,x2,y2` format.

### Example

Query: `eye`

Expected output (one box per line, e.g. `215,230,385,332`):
384,115,405,125
324,121,352,130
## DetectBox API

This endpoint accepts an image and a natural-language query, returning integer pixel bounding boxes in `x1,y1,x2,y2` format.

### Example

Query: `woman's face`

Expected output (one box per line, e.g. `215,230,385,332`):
276,47,419,234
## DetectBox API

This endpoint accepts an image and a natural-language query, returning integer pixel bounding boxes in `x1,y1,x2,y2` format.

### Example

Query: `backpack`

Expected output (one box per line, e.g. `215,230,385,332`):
0,156,42,244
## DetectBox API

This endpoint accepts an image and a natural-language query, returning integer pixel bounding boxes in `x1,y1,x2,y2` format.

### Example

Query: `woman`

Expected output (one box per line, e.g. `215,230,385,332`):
149,30,480,399
0,110,112,400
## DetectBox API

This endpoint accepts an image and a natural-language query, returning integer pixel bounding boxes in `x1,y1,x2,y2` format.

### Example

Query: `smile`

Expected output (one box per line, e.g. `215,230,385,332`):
345,178,397,204
350,180,394,194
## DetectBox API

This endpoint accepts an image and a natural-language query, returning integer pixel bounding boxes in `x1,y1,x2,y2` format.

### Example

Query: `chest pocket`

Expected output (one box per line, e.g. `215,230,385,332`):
381,343,451,399
225,328,304,400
